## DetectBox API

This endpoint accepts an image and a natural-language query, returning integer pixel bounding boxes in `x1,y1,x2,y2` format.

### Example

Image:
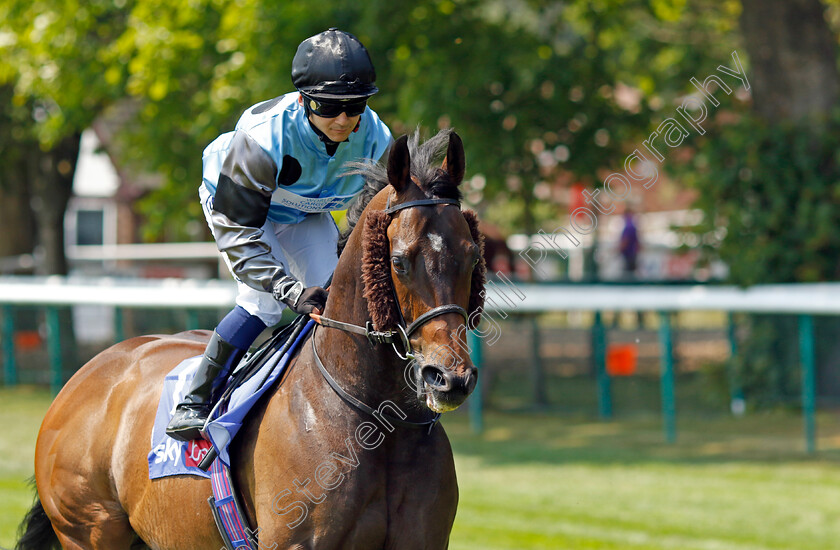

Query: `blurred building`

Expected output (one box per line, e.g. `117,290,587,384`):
66,119,220,281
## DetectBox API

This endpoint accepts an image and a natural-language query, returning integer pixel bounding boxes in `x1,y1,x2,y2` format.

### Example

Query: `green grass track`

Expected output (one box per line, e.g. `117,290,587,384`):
1,387,839,549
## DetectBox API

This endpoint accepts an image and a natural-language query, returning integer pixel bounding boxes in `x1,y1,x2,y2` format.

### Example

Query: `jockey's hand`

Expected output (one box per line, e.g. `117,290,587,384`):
272,276,328,315
293,286,329,315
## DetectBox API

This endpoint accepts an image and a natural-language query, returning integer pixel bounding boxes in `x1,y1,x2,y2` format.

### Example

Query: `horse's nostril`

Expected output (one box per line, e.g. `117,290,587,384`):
464,367,478,394
421,365,451,391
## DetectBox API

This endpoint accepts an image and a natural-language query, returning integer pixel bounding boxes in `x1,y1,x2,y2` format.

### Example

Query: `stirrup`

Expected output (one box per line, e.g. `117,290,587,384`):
166,404,211,441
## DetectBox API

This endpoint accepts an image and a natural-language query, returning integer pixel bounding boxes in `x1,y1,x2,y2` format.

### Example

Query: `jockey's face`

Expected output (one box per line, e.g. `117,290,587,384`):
308,111,361,143
300,95,361,143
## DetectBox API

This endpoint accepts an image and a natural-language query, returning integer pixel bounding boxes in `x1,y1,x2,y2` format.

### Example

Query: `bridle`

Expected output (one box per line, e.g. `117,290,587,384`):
309,197,470,432
310,197,469,361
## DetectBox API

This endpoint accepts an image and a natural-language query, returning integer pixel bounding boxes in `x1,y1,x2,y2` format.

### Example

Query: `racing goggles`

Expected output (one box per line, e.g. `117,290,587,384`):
304,95,367,118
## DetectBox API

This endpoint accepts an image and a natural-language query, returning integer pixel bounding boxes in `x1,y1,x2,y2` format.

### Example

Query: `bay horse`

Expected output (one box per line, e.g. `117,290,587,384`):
18,129,485,550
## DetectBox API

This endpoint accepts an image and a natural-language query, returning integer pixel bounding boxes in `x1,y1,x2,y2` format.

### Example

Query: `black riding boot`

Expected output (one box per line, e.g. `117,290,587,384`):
165,331,244,441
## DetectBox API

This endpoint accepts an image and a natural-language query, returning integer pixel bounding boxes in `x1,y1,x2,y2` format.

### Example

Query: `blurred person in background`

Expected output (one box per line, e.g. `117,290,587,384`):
619,206,640,280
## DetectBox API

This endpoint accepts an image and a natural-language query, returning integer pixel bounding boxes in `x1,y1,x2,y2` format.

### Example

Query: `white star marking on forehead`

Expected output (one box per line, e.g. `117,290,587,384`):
428,232,444,252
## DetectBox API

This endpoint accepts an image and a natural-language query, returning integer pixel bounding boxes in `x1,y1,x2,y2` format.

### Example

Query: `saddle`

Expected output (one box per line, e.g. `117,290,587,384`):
217,316,310,427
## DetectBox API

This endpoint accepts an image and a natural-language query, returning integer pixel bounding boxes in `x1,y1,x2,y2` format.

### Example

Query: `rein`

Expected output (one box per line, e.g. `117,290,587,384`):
311,326,441,433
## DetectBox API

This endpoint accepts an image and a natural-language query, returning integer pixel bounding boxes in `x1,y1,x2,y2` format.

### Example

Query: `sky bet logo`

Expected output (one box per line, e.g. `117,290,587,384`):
185,439,212,468
152,437,211,468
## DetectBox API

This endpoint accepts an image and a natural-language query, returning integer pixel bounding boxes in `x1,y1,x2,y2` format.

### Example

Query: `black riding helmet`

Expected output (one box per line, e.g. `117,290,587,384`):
291,28,378,102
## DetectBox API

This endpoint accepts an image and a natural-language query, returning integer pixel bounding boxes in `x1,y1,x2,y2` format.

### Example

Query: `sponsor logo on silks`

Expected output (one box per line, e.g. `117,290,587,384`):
271,187,356,213
185,439,213,468
153,438,181,465
323,197,349,210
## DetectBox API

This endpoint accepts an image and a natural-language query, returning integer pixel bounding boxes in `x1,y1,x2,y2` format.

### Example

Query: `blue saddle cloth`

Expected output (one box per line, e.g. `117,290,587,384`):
148,319,315,479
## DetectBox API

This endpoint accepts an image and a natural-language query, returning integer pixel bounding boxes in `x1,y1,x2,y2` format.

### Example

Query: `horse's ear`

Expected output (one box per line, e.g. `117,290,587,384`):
387,135,411,193
442,132,465,186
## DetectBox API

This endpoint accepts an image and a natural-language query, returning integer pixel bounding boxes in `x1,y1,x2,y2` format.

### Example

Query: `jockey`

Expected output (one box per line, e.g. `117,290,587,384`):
167,28,393,441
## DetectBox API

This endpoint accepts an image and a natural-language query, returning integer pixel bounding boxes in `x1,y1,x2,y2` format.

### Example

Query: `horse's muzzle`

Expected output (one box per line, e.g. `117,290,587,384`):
419,363,478,412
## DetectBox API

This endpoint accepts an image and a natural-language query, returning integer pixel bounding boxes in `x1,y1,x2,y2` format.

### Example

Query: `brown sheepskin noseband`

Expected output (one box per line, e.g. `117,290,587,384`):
361,209,486,331
463,209,486,329
361,210,398,330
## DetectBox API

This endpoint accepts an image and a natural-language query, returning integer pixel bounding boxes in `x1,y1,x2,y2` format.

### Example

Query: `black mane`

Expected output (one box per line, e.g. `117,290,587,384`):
337,128,462,255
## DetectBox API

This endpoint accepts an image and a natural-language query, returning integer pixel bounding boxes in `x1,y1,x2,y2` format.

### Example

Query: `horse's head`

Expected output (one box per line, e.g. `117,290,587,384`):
359,131,486,413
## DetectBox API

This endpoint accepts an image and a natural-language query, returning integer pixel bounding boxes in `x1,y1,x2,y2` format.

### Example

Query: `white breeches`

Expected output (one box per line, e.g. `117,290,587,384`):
200,185,339,326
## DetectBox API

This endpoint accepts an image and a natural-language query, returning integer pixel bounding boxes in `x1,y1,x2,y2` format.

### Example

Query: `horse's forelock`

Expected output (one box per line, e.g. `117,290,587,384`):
426,168,463,201
407,129,462,201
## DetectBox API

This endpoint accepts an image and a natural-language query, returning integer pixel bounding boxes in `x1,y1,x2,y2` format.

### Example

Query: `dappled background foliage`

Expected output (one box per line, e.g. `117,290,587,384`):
2,0,840,408
677,110,840,286
0,0,745,242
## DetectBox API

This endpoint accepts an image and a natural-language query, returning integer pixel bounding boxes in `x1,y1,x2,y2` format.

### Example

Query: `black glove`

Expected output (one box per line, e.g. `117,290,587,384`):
272,275,328,315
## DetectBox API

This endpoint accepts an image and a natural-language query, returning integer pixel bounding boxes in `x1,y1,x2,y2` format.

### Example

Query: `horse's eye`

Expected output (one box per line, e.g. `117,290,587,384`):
391,256,409,274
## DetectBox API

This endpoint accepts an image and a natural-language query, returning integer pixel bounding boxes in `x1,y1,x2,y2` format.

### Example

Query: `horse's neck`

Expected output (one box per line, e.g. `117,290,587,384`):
318,269,394,385
313,232,420,414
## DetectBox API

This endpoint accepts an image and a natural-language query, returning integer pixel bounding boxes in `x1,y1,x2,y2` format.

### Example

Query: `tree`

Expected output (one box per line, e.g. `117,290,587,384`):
0,0,132,274
0,85,36,263
126,0,743,244
741,0,839,123
0,0,749,258
676,0,840,406
679,0,840,285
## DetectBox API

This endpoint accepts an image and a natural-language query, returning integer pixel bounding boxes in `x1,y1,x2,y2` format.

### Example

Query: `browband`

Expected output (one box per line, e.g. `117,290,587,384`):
383,198,460,215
